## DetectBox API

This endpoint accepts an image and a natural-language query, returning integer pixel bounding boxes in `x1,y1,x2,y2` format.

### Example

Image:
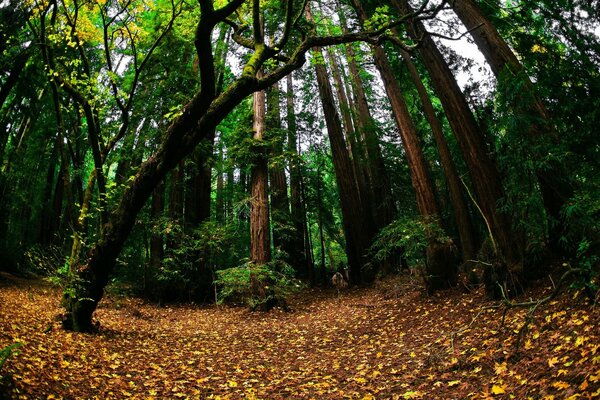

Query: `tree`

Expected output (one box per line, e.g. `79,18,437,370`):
58,0,430,331
399,48,478,262
250,75,271,265
285,73,310,276
450,0,573,255
306,5,375,285
391,0,522,271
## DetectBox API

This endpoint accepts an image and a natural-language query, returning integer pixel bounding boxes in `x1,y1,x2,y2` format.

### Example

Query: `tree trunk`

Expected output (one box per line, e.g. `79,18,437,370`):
349,0,458,287
250,81,271,265
286,74,308,276
341,17,396,232
391,0,521,268
307,6,372,284
371,42,457,290
324,45,371,219
400,48,478,262
452,0,572,253
267,82,293,261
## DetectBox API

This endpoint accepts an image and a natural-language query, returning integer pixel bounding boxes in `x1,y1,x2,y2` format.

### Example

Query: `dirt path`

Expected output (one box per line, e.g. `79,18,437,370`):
1,274,598,399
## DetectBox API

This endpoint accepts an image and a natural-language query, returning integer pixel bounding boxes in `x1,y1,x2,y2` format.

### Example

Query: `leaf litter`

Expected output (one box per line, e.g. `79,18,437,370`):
1,273,599,399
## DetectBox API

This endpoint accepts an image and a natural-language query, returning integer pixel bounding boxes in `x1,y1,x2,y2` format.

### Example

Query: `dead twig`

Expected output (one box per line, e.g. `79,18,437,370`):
450,267,585,356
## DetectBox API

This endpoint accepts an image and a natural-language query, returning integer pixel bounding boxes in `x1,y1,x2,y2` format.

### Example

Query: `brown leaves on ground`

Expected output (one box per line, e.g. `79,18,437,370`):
1,273,599,399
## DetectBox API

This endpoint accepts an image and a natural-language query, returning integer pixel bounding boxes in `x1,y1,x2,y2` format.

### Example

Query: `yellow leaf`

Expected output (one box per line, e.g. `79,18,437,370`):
579,379,588,390
495,362,507,375
548,357,559,367
551,381,570,390
448,380,460,387
228,380,238,387
362,395,375,400
491,384,506,394
354,377,368,384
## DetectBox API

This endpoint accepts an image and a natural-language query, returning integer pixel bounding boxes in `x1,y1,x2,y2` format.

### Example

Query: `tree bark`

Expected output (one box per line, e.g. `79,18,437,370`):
400,48,478,261
250,79,271,265
285,73,308,275
307,6,372,284
451,0,572,252
267,82,293,261
391,0,521,268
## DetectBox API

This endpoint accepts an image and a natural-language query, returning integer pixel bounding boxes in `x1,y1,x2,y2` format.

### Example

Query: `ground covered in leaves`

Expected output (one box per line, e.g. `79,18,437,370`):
1,272,599,399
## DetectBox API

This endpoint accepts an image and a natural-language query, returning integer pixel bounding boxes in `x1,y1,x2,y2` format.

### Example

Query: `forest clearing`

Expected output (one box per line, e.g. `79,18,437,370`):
1,0,599,398
1,272,599,399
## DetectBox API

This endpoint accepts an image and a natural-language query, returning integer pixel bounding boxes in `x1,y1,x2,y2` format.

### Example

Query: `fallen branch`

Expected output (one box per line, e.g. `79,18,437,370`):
450,267,585,356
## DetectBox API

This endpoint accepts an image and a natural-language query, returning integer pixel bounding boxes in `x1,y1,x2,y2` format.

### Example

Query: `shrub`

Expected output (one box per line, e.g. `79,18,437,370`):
215,260,301,310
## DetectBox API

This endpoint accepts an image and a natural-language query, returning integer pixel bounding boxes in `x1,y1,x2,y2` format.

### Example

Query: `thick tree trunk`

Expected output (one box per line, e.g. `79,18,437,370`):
250,82,271,265
371,43,457,290
325,45,371,219
452,0,572,252
342,29,396,232
391,0,521,268
400,49,478,261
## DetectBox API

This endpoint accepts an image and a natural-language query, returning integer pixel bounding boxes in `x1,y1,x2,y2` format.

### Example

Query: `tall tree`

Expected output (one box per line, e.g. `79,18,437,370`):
390,0,522,269
306,6,374,284
285,74,310,276
250,74,271,265
340,14,396,233
451,0,573,252
266,82,293,262
399,48,478,261
351,0,458,289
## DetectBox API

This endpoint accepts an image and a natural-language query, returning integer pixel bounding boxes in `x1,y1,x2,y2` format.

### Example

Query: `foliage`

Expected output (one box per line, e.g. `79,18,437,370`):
22,245,64,276
215,261,301,310
145,218,239,302
369,217,450,268
0,343,21,374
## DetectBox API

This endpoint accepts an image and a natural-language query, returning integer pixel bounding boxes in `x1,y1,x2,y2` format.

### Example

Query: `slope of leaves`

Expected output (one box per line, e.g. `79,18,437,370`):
0,272,598,399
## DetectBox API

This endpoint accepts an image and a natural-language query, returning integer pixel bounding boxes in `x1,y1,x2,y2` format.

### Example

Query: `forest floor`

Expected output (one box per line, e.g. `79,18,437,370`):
0,272,599,399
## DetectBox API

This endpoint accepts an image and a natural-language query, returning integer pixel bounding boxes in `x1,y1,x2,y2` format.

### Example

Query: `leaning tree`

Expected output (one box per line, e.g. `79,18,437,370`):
55,0,446,331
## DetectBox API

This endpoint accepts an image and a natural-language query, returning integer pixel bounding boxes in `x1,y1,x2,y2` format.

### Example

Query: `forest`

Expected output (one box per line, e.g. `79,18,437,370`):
0,0,599,397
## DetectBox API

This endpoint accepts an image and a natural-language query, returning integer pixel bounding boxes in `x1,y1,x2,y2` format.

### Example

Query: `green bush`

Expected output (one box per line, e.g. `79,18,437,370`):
215,261,301,310
368,217,449,269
